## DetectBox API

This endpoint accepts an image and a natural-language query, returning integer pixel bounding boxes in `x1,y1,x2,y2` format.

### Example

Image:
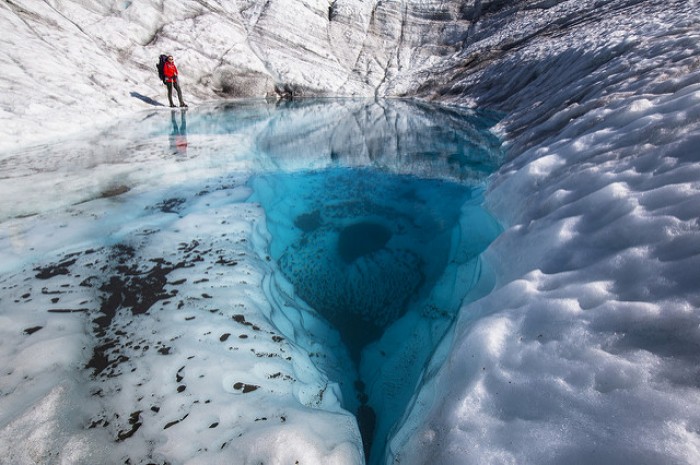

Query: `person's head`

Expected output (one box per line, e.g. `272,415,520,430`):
167,55,174,62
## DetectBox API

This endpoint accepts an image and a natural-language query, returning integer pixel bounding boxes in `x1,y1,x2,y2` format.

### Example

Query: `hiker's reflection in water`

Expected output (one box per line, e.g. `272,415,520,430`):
169,109,188,155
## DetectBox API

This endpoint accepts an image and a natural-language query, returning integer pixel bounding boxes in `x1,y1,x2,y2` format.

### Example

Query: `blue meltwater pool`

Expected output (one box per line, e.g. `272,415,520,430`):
252,168,476,359
246,98,504,464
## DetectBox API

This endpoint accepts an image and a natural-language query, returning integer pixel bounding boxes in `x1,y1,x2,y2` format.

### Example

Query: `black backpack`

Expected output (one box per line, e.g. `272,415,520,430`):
156,54,168,83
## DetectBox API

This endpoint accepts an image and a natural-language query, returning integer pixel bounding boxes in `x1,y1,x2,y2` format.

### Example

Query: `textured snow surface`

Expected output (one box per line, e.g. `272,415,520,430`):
388,1,700,464
2,0,700,464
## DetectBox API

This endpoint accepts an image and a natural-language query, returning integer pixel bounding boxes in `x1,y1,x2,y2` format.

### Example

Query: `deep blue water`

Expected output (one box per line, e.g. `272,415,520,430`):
251,168,475,359
244,98,504,464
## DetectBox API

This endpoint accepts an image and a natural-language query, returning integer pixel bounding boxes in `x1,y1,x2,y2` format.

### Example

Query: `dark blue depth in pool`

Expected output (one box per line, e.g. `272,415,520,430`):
246,98,504,465
252,168,472,359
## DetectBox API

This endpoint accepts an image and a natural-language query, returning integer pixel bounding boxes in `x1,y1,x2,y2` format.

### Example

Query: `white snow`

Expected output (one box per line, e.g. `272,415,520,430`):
2,0,700,464
387,2,700,464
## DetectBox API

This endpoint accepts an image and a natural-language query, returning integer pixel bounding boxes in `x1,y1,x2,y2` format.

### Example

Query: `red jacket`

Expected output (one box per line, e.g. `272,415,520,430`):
163,62,178,83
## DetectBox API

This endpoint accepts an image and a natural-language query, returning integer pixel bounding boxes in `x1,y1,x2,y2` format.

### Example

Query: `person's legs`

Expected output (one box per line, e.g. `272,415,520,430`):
173,80,186,107
166,82,175,107
180,111,187,134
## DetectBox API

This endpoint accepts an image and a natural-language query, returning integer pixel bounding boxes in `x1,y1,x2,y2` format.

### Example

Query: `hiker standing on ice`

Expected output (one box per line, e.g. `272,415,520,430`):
163,55,188,108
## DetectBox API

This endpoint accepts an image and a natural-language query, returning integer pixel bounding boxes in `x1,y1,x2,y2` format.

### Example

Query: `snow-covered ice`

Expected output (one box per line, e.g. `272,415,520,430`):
388,2,700,464
2,0,700,464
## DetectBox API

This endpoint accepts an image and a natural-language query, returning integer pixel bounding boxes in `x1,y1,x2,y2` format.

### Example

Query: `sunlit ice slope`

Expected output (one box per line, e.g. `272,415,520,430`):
388,1,700,464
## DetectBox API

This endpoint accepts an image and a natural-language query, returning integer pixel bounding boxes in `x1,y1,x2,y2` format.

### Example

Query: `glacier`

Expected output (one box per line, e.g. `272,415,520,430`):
2,0,700,464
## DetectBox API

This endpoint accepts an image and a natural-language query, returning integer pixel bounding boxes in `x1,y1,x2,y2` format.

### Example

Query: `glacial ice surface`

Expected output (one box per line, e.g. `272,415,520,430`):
0,98,503,465
3,1,700,463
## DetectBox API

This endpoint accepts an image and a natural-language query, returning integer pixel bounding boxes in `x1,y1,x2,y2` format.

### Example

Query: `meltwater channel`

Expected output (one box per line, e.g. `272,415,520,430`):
0,98,503,465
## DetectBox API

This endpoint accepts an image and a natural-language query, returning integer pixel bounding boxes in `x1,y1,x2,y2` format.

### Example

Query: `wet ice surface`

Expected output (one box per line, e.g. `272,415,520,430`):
0,99,502,464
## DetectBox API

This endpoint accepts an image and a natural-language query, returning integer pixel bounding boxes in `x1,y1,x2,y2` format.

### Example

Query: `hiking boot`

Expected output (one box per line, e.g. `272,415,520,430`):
180,103,188,108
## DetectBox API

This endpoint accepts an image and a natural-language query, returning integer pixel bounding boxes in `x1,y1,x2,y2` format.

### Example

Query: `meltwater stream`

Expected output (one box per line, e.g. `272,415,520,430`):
0,98,503,465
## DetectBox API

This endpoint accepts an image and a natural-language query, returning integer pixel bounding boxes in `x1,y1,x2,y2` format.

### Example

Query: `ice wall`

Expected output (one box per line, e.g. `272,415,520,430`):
2,0,648,151
386,1,700,464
